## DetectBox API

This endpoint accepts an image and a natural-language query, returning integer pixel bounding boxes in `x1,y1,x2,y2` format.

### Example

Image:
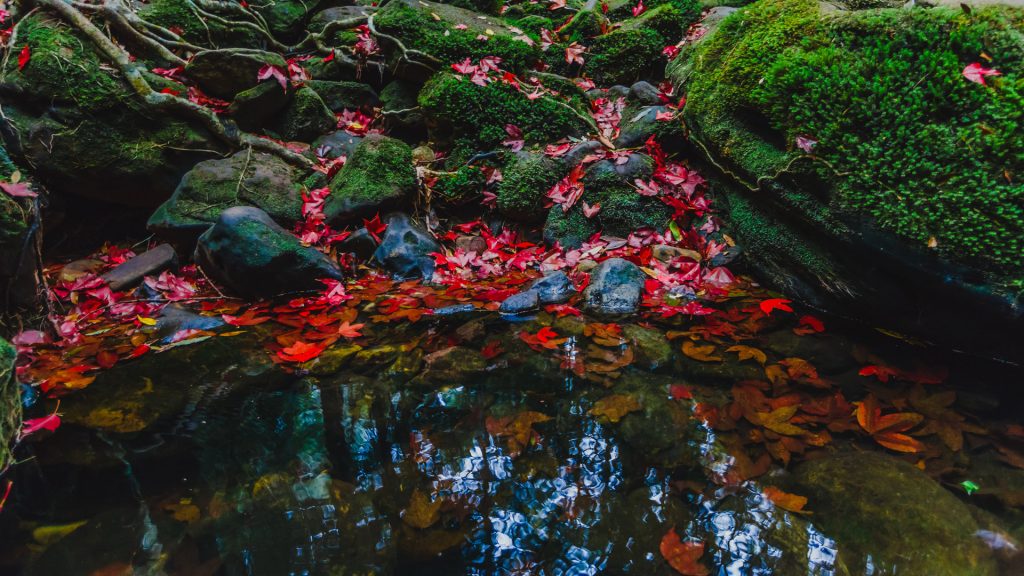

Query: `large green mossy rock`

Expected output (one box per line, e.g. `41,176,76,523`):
1,15,223,205
0,337,19,473
373,0,542,78
419,72,588,163
786,452,998,576
148,151,303,244
324,135,417,223
669,0,1024,357
138,0,262,48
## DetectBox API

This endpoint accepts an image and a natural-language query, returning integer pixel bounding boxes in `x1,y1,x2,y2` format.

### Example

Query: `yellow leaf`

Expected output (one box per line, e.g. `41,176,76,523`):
32,520,87,546
403,488,442,529
726,345,767,365
682,341,722,362
589,394,642,423
136,315,157,326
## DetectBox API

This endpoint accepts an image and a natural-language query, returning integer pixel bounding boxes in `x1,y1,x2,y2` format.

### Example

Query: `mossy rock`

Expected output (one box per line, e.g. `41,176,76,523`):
418,71,587,162
186,49,287,100
432,165,489,205
373,0,542,76
544,155,671,247
497,152,569,220
324,135,417,223
560,10,608,41
138,0,262,48
270,86,336,142
0,337,18,473
254,0,321,39
605,0,702,23
228,82,291,132
585,27,666,85
148,151,303,243
305,80,380,112
672,0,1024,288
786,451,998,575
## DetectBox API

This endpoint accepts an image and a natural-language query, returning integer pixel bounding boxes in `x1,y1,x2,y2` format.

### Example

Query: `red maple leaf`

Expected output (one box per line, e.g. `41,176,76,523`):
277,341,326,362
759,298,793,315
364,213,386,242
17,45,29,71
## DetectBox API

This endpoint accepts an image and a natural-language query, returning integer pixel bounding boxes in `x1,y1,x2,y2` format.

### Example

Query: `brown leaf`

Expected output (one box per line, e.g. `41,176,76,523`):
763,486,808,513
682,341,722,362
660,528,709,576
726,345,767,365
589,394,642,423
403,488,442,529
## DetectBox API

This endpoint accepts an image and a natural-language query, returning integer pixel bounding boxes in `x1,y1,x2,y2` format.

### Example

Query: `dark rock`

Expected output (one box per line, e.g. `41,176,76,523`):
196,206,342,298
559,140,604,168
336,227,379,260
306,80,380,112
582,258,645,315
325,135,417,224
628,81,662,106
380,79,427,136
499,271,576,314
311,131,363,160
272,86,336,142
186,49,287,99
615,105,672,148
308,5,376,33
255,0,319,38
100,244,178,291
432,303,478,317
372,213,439,280
148,151,302,244
228,81,290,132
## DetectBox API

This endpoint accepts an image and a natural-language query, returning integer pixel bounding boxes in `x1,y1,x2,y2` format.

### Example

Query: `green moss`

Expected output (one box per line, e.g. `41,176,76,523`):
0,194,27,245
325,135,417,222
433,165,488,204
271,86,335,142
507,15,555,37
607,0,701,25
8,15,130,114
620,4,689,42
544,157,671,247
497,153,569,219
436,0,502,15
418,72,587,162
373,2,541,72
684,0,1024,282
561,10,607,42
255,0,318,38
0,337,18,474
138,0,261,47
586,28,665,85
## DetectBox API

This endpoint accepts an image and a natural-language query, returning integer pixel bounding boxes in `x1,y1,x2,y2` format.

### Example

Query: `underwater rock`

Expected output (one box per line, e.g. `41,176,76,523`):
195,206,342,298
372,213,440,280
148,151,303,244
788,451,998,576
582,258,645,315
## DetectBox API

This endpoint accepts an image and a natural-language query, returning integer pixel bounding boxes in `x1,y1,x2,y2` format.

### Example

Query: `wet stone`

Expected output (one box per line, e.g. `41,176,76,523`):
372,213,440,280
100,244,177,291
582,258,645,315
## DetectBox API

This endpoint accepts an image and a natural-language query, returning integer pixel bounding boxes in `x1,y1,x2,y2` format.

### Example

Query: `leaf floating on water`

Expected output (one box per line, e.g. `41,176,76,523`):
403,488,442,529
659,528,709,576
682,341,722,362
277,340,326,362
589,394,642,423
763,486,808,513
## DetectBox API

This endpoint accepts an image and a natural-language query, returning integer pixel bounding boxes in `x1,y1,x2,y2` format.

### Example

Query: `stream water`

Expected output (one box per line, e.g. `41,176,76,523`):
1,287,1022,576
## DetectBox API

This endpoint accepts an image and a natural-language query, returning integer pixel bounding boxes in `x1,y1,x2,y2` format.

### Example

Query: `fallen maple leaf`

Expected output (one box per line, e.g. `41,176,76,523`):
277,340,326,362
726,345,766,365
257,63,289,90
759,298,793,315
21,405,61,439
855,394,925,453
581,201,601,218
17,45,29,71
337,321,365,338
364,213,386,242
565,42,585,66
403,488,442,529
660,528,709,576
962,62,1001,85
1,181,36,198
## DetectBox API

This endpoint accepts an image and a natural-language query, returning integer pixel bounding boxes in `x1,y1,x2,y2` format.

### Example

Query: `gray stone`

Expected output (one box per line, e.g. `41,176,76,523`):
337,227,379,260
196,206,342,298
101,244,178,291
311,131,363,160
582,258,645,315
372,213,439,280
499,271,576,314
628,81,663,106
498,289,540,314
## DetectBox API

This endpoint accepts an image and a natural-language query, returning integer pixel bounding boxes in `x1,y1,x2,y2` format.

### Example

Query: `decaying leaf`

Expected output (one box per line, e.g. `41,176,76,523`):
403,488,442,529
682,341,722,362
763,486,808,513
589,394,642,423
660,528,709,576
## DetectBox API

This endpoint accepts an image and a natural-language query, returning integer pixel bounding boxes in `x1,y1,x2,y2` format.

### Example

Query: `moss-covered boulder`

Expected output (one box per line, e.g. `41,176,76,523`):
254,0,321,39
419,72,588,162
270,86,336,142
0,337,19,473
306,80,380,112
1,14,223,205
138,0,263,48
669,0,1024,358
324,135,417,223
148,151,303,243
373,0,542,78
186,49,287,100
785,452,998,575
497,152,569,220
228,82,291,132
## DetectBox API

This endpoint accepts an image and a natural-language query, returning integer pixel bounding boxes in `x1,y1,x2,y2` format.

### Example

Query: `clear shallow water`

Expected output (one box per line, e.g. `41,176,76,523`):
2,305,1022,576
